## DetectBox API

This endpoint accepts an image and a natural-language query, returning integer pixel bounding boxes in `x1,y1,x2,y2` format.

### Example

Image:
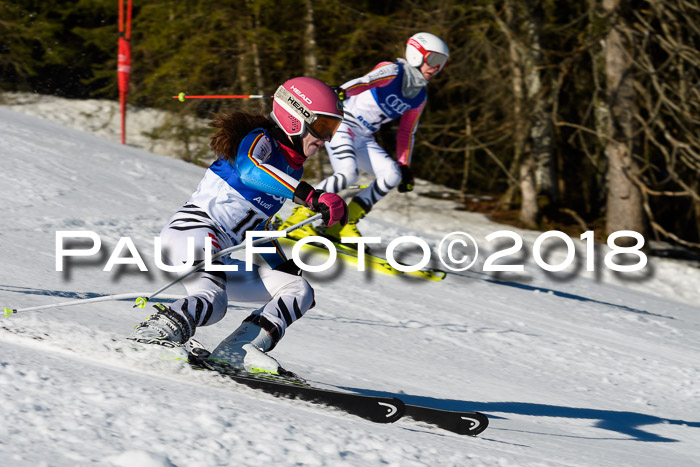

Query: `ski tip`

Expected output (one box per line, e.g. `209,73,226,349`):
468,412,490,436
380,398,406,423
133,297,148,309
3,307,15,318
433,269,448,281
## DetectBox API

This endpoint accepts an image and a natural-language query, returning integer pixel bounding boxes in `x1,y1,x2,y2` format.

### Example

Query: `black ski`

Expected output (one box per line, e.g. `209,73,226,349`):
188,351,405,424
2,326,486,434
188,351,488,435
404,404,489,436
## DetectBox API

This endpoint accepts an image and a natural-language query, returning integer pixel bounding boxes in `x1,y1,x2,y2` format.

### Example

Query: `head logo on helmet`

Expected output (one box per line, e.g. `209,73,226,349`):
290,84,313,104
405,32,450,73
271,77,343,140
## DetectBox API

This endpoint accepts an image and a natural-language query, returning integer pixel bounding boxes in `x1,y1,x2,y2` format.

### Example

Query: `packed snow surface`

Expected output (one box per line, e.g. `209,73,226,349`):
1,104,699,466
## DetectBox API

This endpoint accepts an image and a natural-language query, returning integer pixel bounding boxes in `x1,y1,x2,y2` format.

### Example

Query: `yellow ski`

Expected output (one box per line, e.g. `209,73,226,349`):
277,237,447,281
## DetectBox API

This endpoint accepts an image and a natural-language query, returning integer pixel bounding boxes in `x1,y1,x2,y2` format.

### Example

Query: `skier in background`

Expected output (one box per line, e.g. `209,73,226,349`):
279,32,450,241
128,77,347,376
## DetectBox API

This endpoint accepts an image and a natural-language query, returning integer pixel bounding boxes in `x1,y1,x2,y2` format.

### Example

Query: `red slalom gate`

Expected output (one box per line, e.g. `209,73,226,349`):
118,0,132,144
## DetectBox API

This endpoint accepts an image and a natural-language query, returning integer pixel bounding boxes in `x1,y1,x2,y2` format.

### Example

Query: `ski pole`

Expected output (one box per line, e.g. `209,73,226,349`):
174,92,272,102
133,213,323,308
3,293,185,318
3,213,323,318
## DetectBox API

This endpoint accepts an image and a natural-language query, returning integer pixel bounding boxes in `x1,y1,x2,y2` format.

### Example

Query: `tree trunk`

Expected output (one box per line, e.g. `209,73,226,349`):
525,1,556,218
497,0,527,210
460,117,472,200
520,152,538,226
588,0,609,219
520,2,551,223
236,34,252,113
251,15,266,114
693,180,700,245
303,0,324,182
603,0,645,238
304,0,318,77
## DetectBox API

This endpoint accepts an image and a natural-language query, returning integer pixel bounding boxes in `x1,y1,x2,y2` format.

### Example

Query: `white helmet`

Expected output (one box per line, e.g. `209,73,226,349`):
405,32,449,73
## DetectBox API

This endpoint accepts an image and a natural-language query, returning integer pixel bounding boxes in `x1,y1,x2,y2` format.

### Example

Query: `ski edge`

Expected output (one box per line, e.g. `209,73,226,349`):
188,354,405,424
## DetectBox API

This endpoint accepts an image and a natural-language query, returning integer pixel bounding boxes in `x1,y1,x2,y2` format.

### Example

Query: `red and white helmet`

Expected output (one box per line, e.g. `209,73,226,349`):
406,32,450,73
271,77,343,140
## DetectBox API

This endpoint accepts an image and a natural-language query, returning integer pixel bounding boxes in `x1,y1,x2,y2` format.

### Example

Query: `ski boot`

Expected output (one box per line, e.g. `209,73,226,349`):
278,205,319,240
322,198,369,243
209,314,299,381
127,304,194,358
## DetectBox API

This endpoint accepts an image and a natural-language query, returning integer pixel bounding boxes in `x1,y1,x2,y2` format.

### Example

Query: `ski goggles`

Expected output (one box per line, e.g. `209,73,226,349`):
408,38,449,71
307,114,342,140
274,86,343,140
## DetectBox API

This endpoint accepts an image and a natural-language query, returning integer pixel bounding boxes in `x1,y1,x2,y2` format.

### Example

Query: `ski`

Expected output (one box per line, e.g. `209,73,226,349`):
333,240,447,281
1,325,487,435
404,404,489,436
187,347,488,435
277,236,447,281
187,350,405,424
271,214,446,281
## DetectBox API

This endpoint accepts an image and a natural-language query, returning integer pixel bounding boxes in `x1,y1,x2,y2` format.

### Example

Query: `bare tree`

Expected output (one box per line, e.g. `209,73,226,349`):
526,1,557,212
629,1,700,248
491,1,530,215
304,0,319,76
302,0,326,182
603,0,645,239
251,13,266,114
492,0,557,226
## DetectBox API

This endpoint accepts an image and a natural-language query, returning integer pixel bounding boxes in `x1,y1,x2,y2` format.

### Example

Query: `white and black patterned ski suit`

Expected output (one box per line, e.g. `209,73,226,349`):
317,60,426,208
160,128,314,340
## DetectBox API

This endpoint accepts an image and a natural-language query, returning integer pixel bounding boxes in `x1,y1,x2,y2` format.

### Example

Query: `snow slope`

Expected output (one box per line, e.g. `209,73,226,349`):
1,107,699,466
1,91,209,161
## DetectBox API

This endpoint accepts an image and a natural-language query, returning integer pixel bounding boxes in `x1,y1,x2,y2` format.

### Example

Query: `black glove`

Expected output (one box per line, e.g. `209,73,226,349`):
331,86,347,102
274,259,302,276
397,164,414,193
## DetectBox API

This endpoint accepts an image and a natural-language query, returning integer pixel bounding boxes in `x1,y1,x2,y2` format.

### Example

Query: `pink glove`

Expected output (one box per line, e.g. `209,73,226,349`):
293,182,349,227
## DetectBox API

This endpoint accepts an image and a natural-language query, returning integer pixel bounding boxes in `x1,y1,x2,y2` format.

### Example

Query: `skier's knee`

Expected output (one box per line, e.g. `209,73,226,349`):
259,276,314,336
282,275,314,310
171,288,228,329
381,164,402,189
341,168,359,187
328,166,358,191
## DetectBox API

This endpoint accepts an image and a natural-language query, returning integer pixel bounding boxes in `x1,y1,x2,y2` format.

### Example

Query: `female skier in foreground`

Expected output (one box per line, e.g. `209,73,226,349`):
128,77,347,375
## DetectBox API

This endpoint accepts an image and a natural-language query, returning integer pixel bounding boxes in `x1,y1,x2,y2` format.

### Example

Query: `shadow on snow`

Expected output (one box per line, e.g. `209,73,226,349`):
5,283,693,443
482,278,672,319
344,387,697,442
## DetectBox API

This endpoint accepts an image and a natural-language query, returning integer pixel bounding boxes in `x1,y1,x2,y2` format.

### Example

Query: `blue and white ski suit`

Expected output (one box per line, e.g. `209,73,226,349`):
160,128,313,339
318,60,427,208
